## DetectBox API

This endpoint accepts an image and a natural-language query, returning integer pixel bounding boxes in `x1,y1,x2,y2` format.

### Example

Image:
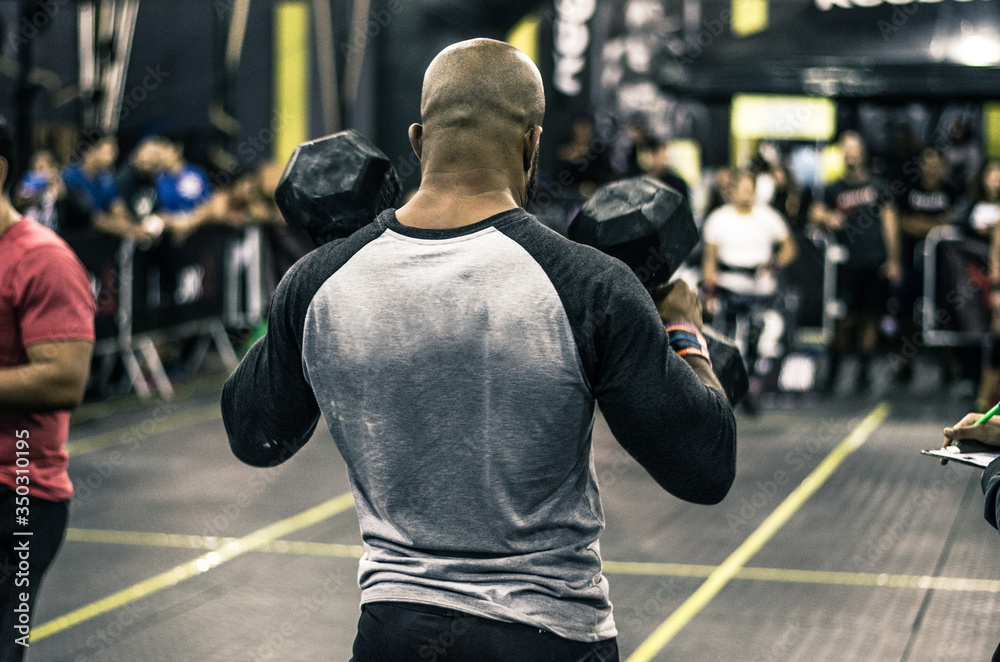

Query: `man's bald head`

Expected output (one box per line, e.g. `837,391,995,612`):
416,39,544,170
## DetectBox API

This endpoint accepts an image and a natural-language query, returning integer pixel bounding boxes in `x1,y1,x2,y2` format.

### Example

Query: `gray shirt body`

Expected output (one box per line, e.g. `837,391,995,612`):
222,208,736,642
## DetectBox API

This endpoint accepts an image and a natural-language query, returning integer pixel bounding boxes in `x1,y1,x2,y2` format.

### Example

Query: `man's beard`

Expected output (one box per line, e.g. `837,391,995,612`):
524,148,539,208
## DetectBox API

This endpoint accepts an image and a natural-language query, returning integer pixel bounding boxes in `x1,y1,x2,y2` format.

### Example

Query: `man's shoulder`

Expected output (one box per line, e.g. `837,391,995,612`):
500,214,651,309
752,204,786,224
503,213,637,278
1,221,86,282
274,222,387,302
5,218,71,253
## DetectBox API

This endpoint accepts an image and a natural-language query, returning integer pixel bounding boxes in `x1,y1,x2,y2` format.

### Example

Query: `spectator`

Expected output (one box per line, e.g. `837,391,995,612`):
702,170,797,412
647,140,690,207
15,150,64,233
153,136,212,241
974,161,1000,411
769,163,804,230
704,167,733,218
118,137,166,224
61,132,146,240
0,118,95,662
811,131,902,395
896,146,962,385
702,171,797,301
943,120,982,194
620,118,652,177
554,115,613,199
967,160,1000,239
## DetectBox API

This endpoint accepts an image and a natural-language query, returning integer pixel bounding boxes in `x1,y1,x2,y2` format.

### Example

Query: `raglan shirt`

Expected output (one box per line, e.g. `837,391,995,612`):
221,208,736,642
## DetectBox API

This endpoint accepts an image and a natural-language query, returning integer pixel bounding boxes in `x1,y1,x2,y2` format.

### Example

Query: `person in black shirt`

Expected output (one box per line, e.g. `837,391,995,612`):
812,131,902,394
896,147,961,385
117,137,165,224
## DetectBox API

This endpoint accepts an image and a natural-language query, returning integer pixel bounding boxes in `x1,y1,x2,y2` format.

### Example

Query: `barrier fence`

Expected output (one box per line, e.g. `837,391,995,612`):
922,225,992,349
66,226,263,400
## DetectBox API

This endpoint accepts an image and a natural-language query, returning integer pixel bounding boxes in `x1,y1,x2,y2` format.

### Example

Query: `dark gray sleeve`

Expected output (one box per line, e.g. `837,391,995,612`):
222,228,379,466
222,256,322,467
591,264,736,504
501,218,737,504
982,456,1000,530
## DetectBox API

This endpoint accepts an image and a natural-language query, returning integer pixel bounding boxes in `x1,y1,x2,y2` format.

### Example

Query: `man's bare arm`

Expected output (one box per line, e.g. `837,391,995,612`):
93,200,144,240
775,234,797,269
0,340,93,412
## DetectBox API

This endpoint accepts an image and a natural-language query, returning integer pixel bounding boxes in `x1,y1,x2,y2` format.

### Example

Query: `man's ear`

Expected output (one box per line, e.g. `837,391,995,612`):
523,126,542,172
408,124,424,160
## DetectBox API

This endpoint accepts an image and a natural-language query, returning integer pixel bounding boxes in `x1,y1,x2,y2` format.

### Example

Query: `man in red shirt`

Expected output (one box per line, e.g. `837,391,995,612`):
0,120,95,659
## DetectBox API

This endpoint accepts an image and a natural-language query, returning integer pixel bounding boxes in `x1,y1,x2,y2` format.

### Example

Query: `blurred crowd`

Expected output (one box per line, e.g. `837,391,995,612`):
15,132,289,245
544,115,1000,412
12,131,314,390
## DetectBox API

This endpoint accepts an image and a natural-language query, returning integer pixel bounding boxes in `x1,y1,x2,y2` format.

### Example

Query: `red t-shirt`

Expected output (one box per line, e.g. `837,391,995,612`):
0,218,96,501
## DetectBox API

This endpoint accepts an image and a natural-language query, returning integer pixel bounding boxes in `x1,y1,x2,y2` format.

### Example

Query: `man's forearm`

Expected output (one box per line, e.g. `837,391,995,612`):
776,238,797,269
0,364,85,412
881,207,901,263
94,212,136,238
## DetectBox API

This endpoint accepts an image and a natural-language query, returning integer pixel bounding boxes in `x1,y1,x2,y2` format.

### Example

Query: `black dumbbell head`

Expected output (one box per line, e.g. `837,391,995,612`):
275,129,401,246
568,176,698,290
702,326,749,406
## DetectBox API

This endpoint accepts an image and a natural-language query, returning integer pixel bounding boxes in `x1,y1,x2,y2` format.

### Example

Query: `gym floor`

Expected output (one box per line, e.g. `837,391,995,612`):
26,358,1000,661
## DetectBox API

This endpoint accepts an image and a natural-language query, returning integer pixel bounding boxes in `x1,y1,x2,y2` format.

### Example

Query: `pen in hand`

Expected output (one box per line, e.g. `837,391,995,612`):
941,402,1000,465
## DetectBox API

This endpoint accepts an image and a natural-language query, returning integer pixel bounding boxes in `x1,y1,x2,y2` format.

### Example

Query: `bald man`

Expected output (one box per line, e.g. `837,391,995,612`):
223,39,735,661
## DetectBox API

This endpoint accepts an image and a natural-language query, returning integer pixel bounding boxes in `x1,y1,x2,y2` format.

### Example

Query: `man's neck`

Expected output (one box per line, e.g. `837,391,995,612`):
395,167,522,229
0,198,20,236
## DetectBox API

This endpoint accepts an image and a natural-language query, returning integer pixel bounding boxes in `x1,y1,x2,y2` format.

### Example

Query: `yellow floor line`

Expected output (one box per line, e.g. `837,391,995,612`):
66,403,222,456
65,527,365,558
31,492,355,642
602,561,1000,592
626,402,891,662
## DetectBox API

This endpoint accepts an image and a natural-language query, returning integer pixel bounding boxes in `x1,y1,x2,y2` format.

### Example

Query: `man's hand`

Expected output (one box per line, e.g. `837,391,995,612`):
941,413,1000,465
944,414,1000,447
825,210,846,230
655,280,703,330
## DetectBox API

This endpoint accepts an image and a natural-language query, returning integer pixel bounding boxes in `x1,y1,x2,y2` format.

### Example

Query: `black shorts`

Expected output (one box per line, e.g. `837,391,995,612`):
351,602,619,662
838,265,888,316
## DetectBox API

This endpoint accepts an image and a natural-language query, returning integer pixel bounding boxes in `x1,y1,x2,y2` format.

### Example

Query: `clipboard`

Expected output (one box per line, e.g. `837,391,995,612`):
921,439,1000,468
